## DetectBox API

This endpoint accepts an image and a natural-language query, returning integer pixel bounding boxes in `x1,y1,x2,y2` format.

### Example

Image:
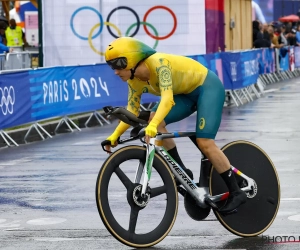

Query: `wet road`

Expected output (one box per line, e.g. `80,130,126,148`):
1,79,300,249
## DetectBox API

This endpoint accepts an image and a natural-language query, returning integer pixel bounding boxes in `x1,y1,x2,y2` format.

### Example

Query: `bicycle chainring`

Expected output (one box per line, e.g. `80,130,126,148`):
184,185,211,221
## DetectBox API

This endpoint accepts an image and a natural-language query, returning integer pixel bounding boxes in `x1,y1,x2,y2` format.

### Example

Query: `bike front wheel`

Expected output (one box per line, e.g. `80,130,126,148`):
209,140,280,237
96,145,178,248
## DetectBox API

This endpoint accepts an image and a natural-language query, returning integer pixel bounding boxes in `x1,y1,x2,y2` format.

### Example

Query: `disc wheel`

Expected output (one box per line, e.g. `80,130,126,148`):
209,140,280,237
96,145,178,248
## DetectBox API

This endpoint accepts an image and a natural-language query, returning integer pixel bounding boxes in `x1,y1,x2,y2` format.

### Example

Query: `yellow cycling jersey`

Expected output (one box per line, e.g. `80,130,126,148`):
113,52,209,136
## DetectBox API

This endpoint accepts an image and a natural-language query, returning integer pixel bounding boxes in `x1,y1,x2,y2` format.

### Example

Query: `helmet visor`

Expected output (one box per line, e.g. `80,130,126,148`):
106,57,127,70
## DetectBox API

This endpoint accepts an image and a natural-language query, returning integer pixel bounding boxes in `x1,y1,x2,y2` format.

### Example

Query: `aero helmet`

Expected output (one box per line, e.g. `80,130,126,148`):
105,37,156,79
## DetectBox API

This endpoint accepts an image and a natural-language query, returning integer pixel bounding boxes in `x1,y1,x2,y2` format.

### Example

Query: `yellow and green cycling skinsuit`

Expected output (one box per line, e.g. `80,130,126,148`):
107,52,225,144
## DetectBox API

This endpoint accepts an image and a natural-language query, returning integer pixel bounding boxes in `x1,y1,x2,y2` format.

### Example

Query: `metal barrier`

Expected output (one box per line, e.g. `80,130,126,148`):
0,51,38,71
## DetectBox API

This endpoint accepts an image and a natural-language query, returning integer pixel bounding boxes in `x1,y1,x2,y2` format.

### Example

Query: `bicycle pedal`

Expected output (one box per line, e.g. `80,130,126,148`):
218,208,238,216
204,197,219,210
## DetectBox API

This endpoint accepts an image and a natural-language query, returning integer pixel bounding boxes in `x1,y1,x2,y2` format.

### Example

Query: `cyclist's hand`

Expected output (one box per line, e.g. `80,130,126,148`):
104,140,118,154
105,132,120,153
145,123,157,144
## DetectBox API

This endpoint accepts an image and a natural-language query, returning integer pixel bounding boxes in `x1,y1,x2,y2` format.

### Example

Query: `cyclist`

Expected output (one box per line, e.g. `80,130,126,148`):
103,37,247,214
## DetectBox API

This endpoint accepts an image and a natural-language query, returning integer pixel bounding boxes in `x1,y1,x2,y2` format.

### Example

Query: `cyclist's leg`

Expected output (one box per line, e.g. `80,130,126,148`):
151,95,196,179
194,70,246,213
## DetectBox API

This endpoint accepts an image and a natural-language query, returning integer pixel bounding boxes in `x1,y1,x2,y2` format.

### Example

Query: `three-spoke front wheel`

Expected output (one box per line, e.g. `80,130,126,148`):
96,146,178,248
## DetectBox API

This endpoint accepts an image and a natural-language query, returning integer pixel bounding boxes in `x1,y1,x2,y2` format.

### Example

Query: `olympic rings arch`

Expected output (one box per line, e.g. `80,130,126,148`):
70,5,177,54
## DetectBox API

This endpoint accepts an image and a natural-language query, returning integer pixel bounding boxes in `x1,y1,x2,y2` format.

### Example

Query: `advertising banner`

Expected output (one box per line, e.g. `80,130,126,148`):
0,64,159,129
278,47,290,71
188,53,228,89
221,50,260,90
29,64,159,121
258,48,275,74
289,46,295,72
0,72,32,130
295,47,300,68
42,0,206,66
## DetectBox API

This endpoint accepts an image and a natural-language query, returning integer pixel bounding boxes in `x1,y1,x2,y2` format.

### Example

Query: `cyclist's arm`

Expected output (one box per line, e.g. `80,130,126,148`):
112,83,142,136
149,59,175,127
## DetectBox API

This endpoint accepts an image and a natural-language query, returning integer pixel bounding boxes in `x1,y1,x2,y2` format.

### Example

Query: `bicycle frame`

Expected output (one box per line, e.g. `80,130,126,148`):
135,132,256,209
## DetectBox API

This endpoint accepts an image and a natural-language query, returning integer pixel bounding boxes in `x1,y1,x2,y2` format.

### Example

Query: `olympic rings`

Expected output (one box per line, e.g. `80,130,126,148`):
70,6,104,41
88,22,122,56
0,86,15,116
106,6,140,39
143,6,177,40
70,5,177,53
126,22,159,49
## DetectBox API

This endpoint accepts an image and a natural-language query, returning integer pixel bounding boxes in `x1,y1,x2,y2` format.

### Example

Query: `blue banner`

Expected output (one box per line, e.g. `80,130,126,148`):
221,50,260,90
0,47,293,131
29,64,159,121
295,47,300,68
0,71,32,130
279,47,289,71
188,53,231,89
258,48,275,74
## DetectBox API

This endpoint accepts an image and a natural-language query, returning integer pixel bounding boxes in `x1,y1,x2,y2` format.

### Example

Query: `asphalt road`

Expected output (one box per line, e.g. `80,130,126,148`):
1,79,300,250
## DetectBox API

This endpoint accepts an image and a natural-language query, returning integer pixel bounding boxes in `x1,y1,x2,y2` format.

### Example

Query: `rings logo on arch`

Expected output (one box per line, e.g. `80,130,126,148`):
70,5,177,56
0,86,15,116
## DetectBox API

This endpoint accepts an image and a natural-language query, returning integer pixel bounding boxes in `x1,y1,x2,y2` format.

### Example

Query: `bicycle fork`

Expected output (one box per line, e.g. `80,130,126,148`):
133,139,156,197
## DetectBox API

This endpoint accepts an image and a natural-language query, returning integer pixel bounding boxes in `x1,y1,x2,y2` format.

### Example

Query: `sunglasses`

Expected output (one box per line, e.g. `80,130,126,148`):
106,57,127,70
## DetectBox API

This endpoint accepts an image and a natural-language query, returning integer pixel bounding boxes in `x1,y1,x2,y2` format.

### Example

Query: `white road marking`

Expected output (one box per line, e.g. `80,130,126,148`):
0,157,32,166
277,211,299,216
0,220,21,228
4,227,24,231
26,218,67,225
288,214,300,221
34,238,91,242
263,88,279,93
281,198,300,201
72,141,96,145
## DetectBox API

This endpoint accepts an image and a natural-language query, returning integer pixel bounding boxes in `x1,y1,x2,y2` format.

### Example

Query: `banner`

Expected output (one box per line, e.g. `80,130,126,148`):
29,64,159,121
289,46,295,72
221,50,260,90
188,53,229,89
278,47,290,71
258,48,275,74
0,64,159,130
0,72,32,130
295,47,300,68
42,0,206,67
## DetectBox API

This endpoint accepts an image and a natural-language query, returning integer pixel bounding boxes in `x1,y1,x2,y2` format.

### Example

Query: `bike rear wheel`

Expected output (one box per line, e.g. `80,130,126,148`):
96,145,178,248
209,140,280,237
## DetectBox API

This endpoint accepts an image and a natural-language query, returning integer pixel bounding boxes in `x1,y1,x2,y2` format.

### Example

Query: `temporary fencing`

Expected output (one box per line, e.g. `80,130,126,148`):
0,46,299,147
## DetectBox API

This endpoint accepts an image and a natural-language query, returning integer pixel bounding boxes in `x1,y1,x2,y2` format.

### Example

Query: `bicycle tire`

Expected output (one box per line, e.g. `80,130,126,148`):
96,145,178,248
209,140,280,237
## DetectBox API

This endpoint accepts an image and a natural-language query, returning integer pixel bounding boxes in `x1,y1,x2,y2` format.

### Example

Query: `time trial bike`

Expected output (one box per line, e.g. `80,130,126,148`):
96,106,280,248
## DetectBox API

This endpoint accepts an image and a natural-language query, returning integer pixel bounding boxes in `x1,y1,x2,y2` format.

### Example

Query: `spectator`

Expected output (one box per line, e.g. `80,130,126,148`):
257,23,271,42
253,36,271,48
253,20,260,46
296,24,300,46
268,25,284,48
5,18,28,47
0,21,7,45
0,43,13,54
276,26,288,46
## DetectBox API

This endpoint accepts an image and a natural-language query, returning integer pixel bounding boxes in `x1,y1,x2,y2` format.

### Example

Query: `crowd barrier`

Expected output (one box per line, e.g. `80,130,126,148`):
0,48,39,71
0,46,299,147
